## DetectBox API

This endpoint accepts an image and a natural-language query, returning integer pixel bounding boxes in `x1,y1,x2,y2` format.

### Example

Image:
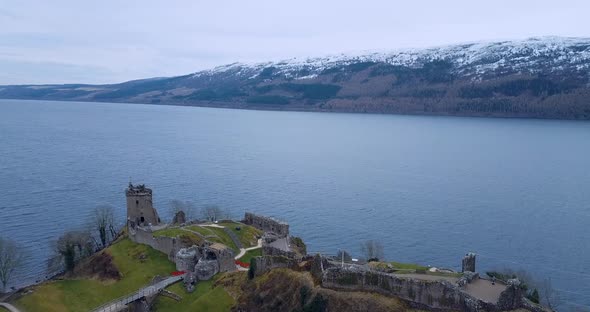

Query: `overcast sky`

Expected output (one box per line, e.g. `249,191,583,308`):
1,0,589,85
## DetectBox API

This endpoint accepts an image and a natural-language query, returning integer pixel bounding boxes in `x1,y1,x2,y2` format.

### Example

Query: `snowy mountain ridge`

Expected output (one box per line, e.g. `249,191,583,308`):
195,36,590,80
2,36,590,120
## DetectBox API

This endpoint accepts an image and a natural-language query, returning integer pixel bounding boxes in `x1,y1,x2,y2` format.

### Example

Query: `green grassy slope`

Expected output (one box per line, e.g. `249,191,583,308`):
15,239,176,312
152,277,234,312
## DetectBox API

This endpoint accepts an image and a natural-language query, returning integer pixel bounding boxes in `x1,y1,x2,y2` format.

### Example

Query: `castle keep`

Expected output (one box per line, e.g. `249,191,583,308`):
126,183,160,226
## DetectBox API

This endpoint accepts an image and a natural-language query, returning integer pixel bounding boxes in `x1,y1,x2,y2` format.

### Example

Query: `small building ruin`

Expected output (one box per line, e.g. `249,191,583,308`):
175,243,236,292
462,252,476,272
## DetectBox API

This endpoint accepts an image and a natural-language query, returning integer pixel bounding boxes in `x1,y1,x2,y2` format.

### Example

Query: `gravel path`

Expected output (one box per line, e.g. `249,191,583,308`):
0,303,21,312
463,278,506,303
235,239,262,260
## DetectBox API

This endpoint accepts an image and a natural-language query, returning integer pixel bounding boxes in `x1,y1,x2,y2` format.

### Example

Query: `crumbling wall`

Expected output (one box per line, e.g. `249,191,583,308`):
262,245,297,259
244,212,289,237
462,253,476,272
251,255,298,277
195,259,219,281
496,278,554,312
214,247,236,273
129,227,178,261
321,267,502,312
175,246,199,272
172,211,186,225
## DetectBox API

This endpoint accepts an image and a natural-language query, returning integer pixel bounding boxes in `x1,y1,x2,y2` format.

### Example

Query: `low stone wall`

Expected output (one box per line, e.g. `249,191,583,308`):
244,212,289,237
129,227,179,261
251,255,298,277
321,267,515,312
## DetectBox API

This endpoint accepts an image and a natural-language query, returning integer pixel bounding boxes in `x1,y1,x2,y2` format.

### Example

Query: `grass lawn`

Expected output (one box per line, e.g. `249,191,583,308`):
0,307,10,312
152,276,235,312
153,227,203,245
390,261,429,271
388,261,462,277
185,226,238,253
220,222,262,248
186,225,215,237
237,248,262,264
14,238,176,312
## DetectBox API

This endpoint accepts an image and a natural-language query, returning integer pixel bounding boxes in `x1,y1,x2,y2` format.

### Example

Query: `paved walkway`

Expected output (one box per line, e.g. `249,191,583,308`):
234,239,263,260
201,223,225,229
0,303,20,312
92,275,184,312
269,237,290,252
463,278,506,303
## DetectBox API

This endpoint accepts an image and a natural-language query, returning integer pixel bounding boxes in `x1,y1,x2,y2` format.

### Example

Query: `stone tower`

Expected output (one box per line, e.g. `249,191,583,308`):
462,252,476,272
126,182,160,227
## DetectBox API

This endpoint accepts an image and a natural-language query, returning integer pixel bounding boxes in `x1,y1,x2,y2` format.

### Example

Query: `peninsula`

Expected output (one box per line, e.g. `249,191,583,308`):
2,183,555,312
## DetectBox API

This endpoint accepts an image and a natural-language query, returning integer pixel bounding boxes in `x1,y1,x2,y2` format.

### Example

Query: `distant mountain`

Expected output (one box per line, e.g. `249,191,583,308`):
2,37,590,119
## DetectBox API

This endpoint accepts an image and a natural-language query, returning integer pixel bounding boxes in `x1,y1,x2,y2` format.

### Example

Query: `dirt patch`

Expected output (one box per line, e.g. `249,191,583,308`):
72,251,121,281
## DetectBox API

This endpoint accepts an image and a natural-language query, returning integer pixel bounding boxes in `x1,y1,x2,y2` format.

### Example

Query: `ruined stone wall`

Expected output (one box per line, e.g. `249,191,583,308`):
175,247,199,272
262,245,297,259
129,227,178,261
321,267,502,312
213,247,236,273
244,213,289,237
252,255,298,277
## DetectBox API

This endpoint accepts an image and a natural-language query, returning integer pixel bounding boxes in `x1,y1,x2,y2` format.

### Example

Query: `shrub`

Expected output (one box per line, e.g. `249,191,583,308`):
300,285,311,307
291,236,307,254
303,293,328,312
248,257,257,279
527,288,540,304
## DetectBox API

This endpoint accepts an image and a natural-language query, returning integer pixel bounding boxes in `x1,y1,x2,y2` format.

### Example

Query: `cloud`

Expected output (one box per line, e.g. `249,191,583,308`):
1,0,589,84
0,60,115,85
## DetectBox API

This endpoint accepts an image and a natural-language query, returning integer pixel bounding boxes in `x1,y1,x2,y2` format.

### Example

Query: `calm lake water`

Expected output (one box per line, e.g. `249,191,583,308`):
0,100,589,308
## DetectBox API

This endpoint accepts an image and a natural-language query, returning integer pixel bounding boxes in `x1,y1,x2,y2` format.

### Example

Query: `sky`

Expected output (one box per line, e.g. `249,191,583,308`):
1,0,589,85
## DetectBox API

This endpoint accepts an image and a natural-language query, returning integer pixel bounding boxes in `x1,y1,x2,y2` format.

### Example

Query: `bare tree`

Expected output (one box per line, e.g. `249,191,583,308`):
336,250,352,262
92,205,116,248
222,207,233,221
202,205,224,222
54,230,94,272
0,237,23,293
360,240,384,261
540,278,560,310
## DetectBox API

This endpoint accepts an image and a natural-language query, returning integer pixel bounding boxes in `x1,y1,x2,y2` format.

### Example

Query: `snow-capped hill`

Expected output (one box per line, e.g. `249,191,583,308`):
196,36,590,80
2,37,590,120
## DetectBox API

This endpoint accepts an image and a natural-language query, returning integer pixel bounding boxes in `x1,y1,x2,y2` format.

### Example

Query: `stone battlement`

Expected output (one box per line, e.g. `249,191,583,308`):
125,183,152,196
244,212,289,238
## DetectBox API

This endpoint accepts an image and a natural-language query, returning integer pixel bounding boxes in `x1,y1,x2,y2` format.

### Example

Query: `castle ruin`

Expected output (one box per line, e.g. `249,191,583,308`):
175,243,236,292
126,182,161,227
